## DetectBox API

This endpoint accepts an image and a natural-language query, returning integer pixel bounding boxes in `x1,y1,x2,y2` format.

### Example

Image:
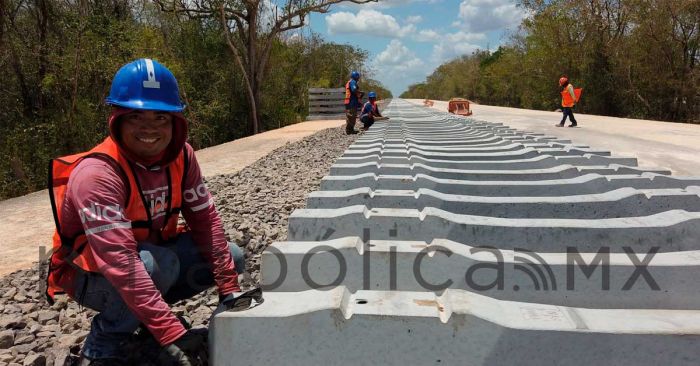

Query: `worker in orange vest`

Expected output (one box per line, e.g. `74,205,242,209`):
344,71,363,134
556,76,579,127
45,58,259,365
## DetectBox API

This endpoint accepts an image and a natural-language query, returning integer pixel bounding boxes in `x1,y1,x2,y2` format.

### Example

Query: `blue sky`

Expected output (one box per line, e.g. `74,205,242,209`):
304,0,527,96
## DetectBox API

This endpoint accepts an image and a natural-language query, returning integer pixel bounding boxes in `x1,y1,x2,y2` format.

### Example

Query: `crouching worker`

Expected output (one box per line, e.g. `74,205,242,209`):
359,91,387,131
44,58,248,365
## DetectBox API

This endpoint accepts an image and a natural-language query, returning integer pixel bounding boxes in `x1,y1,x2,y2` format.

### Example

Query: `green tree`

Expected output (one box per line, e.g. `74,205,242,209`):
0,0,386,199
403,0,699,123
154,0,376,135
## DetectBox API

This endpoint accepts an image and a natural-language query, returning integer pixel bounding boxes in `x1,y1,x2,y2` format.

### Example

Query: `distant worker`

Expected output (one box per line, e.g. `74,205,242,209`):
359,91,386,130
344,70,363,135
44,58,255,365
556,75,580,127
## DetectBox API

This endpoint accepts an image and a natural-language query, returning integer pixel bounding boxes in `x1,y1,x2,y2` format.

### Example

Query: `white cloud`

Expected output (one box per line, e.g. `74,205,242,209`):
376,40,423,68
446,30,487,43
372,40,428,94
338,0,439,10
432,42,480,63
413,29,440,42
326,9,416,38
406,15,423,24
456,0,526,32
325,9,486,47
370,30,488,94
431,31,485,63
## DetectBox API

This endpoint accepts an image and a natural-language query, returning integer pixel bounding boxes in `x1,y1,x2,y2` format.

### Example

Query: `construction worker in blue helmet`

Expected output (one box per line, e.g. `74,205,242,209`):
344,70,364,134
45,58,260,365
359,91,387,131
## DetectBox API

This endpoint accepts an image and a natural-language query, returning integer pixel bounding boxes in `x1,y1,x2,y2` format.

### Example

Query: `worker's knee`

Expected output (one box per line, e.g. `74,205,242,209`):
139,243,180,293
228,242,246,275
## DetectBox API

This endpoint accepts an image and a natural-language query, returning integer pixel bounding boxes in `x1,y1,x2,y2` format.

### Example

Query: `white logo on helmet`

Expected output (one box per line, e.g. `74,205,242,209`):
142,59,161,89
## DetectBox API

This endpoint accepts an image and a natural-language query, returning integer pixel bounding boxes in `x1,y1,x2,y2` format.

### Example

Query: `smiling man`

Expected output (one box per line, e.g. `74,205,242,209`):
45,58,246,365
120,110,174,159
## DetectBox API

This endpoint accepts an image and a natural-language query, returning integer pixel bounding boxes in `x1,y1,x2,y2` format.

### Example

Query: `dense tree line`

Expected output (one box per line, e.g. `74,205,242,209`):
0,0,390,199
402,0,699,124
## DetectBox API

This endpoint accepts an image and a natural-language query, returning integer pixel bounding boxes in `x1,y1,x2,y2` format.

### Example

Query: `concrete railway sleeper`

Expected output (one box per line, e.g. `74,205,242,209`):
306,186,700,218
319,173,700,196
211,99,700,365
261,237,700,309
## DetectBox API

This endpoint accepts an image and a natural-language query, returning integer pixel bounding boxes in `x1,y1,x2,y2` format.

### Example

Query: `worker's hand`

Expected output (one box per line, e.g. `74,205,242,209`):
159,329,207,366
219,287,264,312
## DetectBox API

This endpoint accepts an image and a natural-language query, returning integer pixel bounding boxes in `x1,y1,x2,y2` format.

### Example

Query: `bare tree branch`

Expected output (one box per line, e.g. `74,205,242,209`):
271,0,375,35
154,0,247,21
154,0,377,134
219,3,258,131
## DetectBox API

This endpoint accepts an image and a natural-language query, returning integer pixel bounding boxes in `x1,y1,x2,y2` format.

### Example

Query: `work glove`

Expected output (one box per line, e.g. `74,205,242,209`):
158,329,207,366
208,288,264,335
209,287,264,358
219,287,264,312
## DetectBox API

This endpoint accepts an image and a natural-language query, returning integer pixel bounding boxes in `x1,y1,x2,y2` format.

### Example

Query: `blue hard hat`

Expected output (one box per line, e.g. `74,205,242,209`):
368,91,377,99
106,58,185,112
351,71,360,80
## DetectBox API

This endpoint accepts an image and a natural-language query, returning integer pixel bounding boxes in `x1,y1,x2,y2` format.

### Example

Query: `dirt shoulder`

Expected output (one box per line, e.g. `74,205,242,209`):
0,119,344,277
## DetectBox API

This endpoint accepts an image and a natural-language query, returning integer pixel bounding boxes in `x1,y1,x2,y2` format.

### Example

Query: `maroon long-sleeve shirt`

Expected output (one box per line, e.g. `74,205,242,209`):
56,110,238,345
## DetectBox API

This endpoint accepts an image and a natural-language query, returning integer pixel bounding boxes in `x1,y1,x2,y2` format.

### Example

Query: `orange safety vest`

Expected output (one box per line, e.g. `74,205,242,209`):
344,80,359,105
45,137,187,302
361,101,377,119
561,84,582,107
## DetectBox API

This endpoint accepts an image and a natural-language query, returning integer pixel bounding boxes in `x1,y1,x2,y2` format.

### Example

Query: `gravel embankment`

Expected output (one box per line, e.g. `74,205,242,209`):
0,127,355,365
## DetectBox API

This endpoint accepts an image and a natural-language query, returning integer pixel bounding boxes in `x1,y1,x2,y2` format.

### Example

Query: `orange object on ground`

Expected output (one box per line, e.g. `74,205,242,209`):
448,98,473,116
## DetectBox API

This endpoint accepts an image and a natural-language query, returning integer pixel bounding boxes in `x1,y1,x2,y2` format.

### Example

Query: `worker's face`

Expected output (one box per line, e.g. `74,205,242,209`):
119,110,173,159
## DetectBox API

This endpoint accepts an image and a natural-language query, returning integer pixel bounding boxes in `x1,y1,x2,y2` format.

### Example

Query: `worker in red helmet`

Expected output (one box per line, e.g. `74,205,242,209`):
556,76,578,127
